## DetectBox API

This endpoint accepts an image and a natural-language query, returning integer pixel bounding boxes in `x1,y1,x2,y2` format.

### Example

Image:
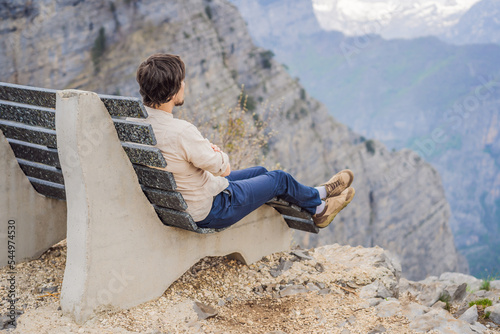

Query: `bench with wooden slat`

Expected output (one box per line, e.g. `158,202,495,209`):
0,82,57,108
113,119,156,145
0,100,154,145
100,94,148,118
153,205,225,234
281,215,319,234
266,197,319,234
0,83,148,118
8,138,61,168
141,186,188,211
18,159,64,185
132,164,177,191
0,100,56,129
121,142,167,168
1,81,318,234
0,119,57,147
27,176,66,200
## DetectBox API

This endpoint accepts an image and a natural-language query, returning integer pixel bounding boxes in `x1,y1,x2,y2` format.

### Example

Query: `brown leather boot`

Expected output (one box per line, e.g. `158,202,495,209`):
321,169,354,198
313,187,355,228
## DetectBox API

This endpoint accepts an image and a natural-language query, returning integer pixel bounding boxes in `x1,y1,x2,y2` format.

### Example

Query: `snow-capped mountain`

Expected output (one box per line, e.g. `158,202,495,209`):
443,0,500,44
312,0,481,39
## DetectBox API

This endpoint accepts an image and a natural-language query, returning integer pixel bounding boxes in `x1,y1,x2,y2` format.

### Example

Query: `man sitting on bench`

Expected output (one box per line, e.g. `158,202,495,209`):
135,53,355,229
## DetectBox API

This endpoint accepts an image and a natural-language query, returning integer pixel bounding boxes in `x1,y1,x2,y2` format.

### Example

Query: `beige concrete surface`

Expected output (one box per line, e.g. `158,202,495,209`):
56,90,291,324
0,131,67,267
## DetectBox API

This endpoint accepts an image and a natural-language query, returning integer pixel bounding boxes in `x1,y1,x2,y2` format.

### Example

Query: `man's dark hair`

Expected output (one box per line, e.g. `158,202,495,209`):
136,53,185,108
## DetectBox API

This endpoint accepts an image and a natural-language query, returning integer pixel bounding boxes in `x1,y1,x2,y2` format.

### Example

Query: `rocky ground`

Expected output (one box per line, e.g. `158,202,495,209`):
0,241,499,333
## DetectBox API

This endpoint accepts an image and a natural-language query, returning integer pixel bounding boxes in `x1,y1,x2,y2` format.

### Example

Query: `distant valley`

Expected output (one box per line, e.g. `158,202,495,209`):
231,0,500,276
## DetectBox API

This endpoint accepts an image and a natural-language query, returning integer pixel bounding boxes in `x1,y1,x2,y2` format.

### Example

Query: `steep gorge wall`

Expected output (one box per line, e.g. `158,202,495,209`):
0,0,466,280
229,0,500,277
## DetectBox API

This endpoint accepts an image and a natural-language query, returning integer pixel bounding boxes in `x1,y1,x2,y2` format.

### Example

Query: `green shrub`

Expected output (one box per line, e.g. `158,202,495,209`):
205,6,212,20
239,95,256,112
469,299,492,307
231,70,237,80
179,89,279,170
438,293,451,311
260,50,275,69
480,280,491,291
300,88,306,100
91,27,106,73
365,140,376,155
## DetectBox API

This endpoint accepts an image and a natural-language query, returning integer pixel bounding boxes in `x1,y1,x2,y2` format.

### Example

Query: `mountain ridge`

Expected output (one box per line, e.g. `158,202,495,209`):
0,0,465,280
230,0,500,277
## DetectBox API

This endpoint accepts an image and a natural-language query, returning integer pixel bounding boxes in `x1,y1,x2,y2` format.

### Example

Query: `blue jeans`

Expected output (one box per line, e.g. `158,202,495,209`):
196,166,321,229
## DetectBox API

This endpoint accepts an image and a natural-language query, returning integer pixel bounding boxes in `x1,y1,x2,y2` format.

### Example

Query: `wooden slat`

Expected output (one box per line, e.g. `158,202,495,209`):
153,206,221,234
0,119,57,147
0,82,147,117
0,82,56,108
142,186,187,211
0,100,55,129
99,94,148,118
7,139,60,168
113,119,156,145
282,215,319,234
132,164,176,191
153,205,199,231
266,197,312,220
27,177,66,200
18,159,64,185
122,142,166,168
10,136,166,170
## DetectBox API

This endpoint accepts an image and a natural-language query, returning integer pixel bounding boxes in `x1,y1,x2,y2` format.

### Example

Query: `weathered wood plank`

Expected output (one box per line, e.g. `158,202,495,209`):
0,119,57,147
0,83,147,118
0,82,56,108
153,206,221,234
99,94,148,118
266,197,312,220
122,142,166,168
132,164,176,191
281,215,319,234
7,139,60,168
27,176,66,200
153,205,199,231
141,186,187,211
18,159,64,185
0,100,55,129
113,119,156,145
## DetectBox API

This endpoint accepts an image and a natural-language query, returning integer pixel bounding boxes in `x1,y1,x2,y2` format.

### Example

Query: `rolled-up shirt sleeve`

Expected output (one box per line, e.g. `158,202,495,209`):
178,124,230,176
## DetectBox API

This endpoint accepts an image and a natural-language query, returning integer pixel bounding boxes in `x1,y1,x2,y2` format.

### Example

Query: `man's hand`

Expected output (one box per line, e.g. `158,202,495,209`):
211,143,221,152
211,143,230,176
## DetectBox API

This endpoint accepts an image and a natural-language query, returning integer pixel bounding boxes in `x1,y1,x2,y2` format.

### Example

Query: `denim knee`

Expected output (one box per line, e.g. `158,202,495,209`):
268,170,289,187
256,166,269,174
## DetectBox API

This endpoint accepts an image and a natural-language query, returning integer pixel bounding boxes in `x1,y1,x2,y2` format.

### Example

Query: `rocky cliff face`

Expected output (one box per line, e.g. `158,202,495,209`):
230,0,500,277
442,0,500,45
4,241,499,333
0,0,465,280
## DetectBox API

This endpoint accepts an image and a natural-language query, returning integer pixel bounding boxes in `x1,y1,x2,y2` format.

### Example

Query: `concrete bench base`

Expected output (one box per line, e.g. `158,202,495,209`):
56,91,292,323
0,131,66,267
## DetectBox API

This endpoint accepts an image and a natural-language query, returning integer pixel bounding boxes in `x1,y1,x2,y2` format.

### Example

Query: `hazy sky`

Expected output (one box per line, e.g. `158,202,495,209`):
311,0,481,38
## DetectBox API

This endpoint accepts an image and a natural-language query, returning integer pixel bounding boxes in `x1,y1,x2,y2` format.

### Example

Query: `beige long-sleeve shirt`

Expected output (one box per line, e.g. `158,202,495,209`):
133,106,230,221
